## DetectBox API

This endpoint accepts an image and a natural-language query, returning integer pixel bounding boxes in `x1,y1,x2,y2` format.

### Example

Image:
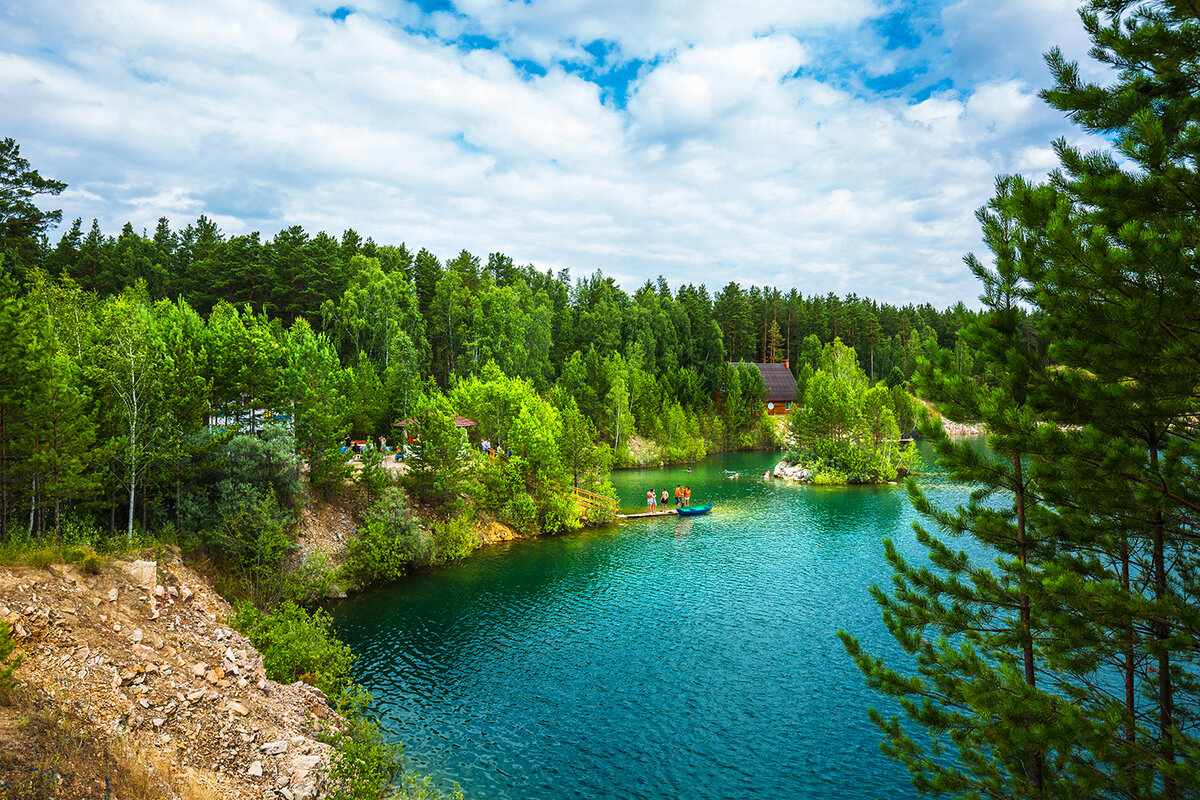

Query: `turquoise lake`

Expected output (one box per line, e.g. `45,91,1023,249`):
332,447,975,799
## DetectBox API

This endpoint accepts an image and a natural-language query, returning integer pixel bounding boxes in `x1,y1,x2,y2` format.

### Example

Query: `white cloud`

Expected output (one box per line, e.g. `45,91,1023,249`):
0,0,1105,306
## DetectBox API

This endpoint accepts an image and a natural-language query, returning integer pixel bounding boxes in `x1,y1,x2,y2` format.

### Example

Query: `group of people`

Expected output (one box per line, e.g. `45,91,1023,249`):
646,484,692,512
338,433,410,462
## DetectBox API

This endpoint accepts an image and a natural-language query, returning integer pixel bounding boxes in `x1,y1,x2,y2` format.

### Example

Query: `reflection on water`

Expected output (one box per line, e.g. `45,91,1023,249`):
332,446,975,800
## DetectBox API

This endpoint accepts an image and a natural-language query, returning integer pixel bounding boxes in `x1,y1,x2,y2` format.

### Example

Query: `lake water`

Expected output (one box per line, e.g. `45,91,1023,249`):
332,447,974,799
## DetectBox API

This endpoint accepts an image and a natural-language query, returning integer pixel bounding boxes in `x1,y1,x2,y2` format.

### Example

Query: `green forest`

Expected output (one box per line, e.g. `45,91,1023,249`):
0,136,978,550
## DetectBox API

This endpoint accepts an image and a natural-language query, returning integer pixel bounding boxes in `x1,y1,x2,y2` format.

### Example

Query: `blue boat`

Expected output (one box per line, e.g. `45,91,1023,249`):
677,503,712,516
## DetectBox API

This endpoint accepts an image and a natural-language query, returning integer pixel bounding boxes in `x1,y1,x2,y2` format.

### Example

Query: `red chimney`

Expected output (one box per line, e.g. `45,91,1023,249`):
784,358,790,370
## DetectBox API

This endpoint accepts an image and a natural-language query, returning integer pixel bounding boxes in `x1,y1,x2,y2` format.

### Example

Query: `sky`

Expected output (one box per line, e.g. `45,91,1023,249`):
0,0,1113,307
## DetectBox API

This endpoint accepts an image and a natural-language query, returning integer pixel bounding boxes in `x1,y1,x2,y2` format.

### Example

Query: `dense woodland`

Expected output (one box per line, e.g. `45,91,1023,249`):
0,153,979,547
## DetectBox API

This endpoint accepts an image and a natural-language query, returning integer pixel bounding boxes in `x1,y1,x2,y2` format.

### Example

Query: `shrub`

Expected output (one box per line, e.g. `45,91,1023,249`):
178,430,304,532
430,515,479,565
344,488,428,588
205,490,296,602
0,620,23,704
231,600,354,699
309,445,356,501
323,712,404,800
540,492,582,535
282,551,343,605
355,450,393,503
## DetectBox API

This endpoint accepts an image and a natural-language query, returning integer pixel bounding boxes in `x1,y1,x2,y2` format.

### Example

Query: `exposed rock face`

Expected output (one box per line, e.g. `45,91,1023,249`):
0,552,341,800
773,461,813,482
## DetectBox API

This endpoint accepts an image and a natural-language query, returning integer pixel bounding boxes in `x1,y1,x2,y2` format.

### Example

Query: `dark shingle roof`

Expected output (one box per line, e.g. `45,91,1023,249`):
752,363,797,404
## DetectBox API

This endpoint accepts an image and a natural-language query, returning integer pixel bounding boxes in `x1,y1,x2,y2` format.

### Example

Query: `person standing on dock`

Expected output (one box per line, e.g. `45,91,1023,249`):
647,490,656,512
661,488,669,507
684,486,691,506
675,485,682,508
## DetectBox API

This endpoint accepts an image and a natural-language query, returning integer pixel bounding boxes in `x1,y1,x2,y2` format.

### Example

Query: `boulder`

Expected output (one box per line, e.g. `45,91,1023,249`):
261,740,289,756
288,753,325,800
122,560,157,594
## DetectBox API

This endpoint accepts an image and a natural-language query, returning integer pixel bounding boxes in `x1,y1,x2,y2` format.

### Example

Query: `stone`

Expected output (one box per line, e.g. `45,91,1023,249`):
261,740,289,756
130,629,143,643
288,754,325,800
122,560,157,594
247,760,263,777
107,588,118,603
193,662,206,677
181,587,193,602
153,585,164,598
132,644,156,662
281,789,294,800
226,700,249,716
167,585,178,597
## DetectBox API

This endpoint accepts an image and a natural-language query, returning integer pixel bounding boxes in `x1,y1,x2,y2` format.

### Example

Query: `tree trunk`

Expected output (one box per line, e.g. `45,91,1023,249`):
28,475,36,537
1013,455,1042,790
0,409,7,545
1121,537,1135,743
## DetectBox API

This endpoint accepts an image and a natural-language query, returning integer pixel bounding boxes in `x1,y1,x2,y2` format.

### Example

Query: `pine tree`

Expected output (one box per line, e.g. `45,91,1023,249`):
0,263,38,543
846,4,1200,797
841,178,1071,797
1000,3,1200,793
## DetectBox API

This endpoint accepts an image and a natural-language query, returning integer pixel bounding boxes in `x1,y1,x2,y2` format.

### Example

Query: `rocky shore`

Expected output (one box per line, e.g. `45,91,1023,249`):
0,553,341,800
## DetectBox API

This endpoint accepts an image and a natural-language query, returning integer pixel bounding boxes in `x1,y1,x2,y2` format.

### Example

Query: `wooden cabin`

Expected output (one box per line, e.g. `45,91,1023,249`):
752,361,797,416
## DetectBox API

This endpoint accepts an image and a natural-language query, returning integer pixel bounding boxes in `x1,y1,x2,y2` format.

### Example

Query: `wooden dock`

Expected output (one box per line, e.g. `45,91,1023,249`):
617,509,680,519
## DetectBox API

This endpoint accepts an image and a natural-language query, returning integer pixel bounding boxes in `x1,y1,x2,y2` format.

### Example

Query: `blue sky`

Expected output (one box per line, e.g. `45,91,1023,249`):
0,0,1109,306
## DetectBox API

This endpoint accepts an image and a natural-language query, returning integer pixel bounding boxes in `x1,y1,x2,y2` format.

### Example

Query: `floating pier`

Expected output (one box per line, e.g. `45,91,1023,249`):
617,509,680,519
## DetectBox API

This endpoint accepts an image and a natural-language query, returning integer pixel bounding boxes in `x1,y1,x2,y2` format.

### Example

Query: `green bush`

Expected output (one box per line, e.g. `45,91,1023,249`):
205,490,296,602
282,550,344,605
0,620,23,703
323,712,404,800
430,515,479,564
540,491,582,535
179,430,304,532
308,444,356,502
231,600,354,698
503,491,538,535
355,450,393,503
344,488,428,588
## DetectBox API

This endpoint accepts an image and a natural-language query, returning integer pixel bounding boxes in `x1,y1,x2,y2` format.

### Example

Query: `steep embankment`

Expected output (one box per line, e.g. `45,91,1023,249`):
0,554,341,800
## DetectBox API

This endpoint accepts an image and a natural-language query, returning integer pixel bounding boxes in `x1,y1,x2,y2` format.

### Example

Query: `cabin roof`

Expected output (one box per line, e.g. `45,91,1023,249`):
751,362,797,403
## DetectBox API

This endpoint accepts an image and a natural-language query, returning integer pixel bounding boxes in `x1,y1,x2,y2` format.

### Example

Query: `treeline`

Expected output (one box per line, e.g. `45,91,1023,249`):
29,214,971,390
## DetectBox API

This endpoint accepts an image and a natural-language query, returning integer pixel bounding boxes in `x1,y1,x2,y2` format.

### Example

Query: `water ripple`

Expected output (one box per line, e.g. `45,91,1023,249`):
333,450,966,800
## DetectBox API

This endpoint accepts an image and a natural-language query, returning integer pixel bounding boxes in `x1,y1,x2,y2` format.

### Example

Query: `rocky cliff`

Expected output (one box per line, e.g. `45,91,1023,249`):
0,553,341,800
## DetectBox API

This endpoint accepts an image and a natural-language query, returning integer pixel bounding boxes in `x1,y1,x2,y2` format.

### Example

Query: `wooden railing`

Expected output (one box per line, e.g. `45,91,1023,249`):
549,480,617,514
